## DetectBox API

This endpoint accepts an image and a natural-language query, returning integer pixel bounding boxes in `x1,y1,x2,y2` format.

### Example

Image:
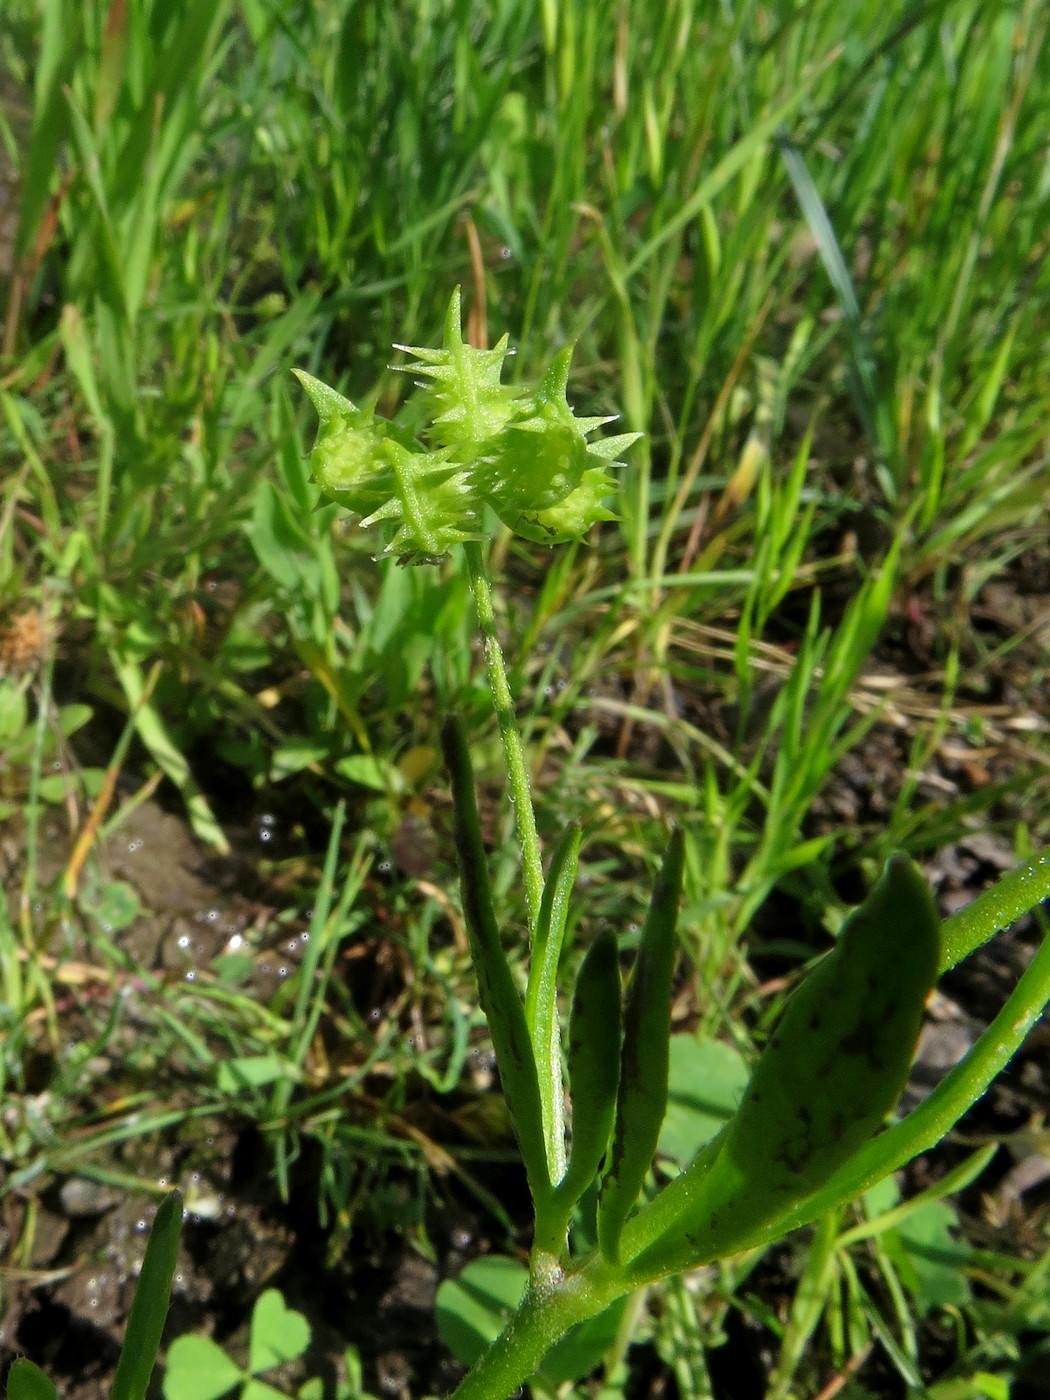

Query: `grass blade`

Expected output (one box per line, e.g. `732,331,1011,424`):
110,1189,183,1400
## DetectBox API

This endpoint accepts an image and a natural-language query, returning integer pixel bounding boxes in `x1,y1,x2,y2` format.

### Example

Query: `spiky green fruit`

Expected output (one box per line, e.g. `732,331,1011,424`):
294,292,640,561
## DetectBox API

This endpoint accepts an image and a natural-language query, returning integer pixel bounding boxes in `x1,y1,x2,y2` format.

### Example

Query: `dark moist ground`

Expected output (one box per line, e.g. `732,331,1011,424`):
1,553,1049,1400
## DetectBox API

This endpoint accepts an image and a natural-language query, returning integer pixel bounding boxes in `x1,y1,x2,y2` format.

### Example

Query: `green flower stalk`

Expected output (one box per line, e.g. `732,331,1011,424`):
294,289,638,932
291,295,1050,1400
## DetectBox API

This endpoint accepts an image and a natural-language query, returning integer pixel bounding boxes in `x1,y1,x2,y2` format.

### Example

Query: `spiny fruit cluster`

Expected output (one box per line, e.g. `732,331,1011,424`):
294,289,639,563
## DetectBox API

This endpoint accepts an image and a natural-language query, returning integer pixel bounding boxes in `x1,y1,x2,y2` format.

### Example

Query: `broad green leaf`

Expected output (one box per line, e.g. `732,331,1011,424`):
863,1175,899,1217
542,1298,629,1386
217,1056,299,1094
38,774,71,803
271,742,331,781
335,754,404,792
6,1360,58,1400
213,954,256,986
890,1200,972,1312
628,856,941,1278
57,703,93,736
436,1256,626,1388
658,1036,750,1168
721,857,940,1201
435,1257,527,1367
249,1289,311,1373
163,1336,242,1400
242,1383,289,1400
81,880,141,933
0,680,28,742
81,767,107,796
298,1346,375,1400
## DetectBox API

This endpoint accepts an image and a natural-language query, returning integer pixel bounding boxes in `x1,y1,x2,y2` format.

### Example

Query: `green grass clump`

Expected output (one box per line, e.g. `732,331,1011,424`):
0,1,1048,1396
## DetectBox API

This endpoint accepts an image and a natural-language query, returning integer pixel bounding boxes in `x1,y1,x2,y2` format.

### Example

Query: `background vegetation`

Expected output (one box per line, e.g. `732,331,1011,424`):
0,1,1048,1397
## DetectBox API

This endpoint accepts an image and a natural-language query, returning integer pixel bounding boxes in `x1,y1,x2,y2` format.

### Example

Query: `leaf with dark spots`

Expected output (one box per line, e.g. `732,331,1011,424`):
629,856,941,1279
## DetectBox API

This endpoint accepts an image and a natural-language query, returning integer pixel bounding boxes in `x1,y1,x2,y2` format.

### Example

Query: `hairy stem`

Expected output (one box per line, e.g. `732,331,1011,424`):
940,850,1050,971
448,1258,624,1400
463,540,544,938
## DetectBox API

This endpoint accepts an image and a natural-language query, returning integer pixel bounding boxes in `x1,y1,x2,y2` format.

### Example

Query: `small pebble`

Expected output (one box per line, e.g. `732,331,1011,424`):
59,1178,120,1219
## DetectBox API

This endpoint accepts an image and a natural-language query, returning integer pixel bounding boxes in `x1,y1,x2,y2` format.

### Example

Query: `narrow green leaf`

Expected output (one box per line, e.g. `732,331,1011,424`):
441,716,550,1201
624,57,836,280
59,303,110,425
92,0,129,131
839,1143,998,1249
112,655,229,854
274,381,315,512
249,479,312,591
12,0,81,264
767,1209,841,1399
158,0,234,112
777,134,890,471
112,1189,184,1400
597,829,684,1262
525,824,582,1182
557,929,622,1206
61,88,127,313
